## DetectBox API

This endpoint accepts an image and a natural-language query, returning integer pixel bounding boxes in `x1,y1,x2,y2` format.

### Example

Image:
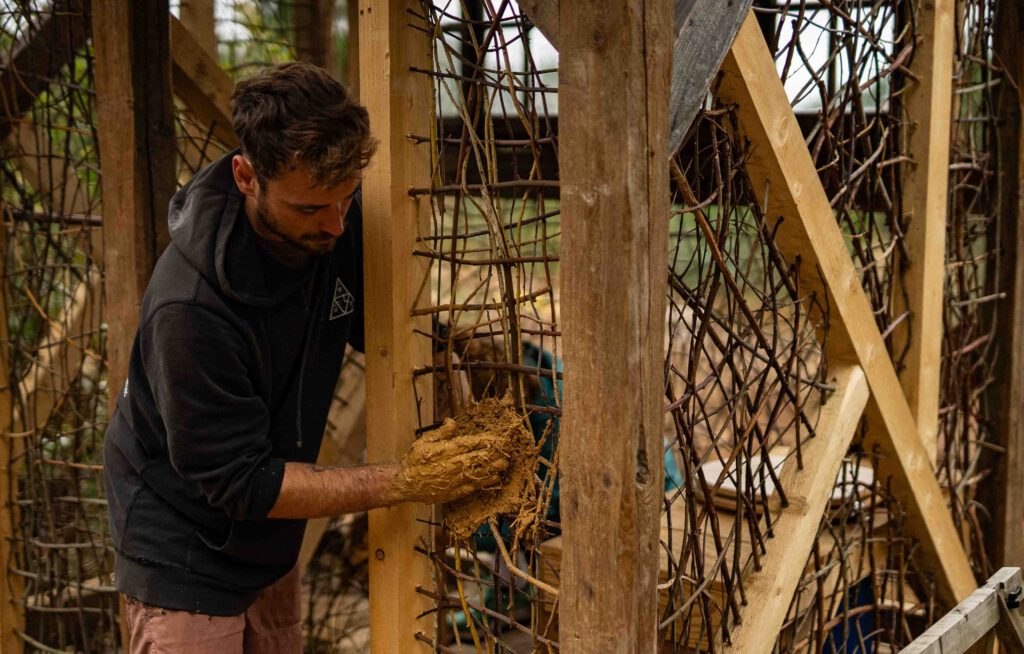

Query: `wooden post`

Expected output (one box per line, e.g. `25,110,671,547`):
92,4,177,644
980,0,1024,572
345,0,359,96
892,0,955,465
92,0,177,401
359,0,434,651
558,0,671,650
295,0,337,77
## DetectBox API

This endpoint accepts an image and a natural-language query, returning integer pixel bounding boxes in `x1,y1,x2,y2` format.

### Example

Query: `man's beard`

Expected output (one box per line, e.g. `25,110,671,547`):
254,196,337,256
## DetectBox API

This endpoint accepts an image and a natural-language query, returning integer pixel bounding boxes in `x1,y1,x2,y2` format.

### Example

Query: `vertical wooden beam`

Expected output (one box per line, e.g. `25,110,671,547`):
345,0,359,96
92,0,177,405
558,0,672,650
359,0,434,651
169,16,237,148
980,0,1024,572
179,0,217,57
295,0,337,77
892,0,955,465
93,4,176,646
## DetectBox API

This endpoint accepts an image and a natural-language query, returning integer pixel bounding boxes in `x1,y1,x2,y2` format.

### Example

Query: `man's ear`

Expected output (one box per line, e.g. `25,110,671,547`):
232,154,260,197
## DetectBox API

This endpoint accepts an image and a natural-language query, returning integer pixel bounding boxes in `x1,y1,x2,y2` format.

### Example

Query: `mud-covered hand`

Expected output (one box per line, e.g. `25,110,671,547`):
383,419,511,505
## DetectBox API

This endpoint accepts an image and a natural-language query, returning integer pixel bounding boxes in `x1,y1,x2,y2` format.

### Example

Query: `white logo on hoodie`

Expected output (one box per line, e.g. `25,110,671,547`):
329,278,354,321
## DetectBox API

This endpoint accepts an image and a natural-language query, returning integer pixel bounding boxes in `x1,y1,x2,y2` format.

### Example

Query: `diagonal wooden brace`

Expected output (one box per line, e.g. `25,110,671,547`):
717,13,975,608
169,15,237,148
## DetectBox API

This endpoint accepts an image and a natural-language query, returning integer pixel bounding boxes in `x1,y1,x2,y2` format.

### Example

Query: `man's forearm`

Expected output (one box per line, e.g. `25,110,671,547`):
266,462,401,519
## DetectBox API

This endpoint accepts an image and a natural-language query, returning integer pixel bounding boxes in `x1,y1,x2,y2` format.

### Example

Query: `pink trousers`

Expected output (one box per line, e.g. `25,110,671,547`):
124,565,301,654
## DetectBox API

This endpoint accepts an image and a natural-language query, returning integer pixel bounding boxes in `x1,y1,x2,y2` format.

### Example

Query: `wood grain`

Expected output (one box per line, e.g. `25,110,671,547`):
359,0,435,651
92,0,177,415
170,16,238,148
901,568,1021,654
726,364,869,653
516,0,752,154
891,0,955,465
558,0,672,650
667,0,752,153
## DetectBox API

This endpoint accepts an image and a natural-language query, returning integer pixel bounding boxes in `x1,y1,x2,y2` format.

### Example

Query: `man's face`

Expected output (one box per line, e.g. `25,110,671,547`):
233,155,360,256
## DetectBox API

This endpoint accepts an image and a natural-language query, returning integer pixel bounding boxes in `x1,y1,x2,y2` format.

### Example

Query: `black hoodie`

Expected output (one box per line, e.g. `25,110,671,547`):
103,151,364,615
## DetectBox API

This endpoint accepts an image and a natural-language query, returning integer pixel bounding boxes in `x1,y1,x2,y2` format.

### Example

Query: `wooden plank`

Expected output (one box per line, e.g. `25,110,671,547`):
900,568,1021,654
516,0,752,154
558,0,671,650
179,0,217,56
359,1,434,651
519,0,559,46
93,0,177,406
891,0,955,465
666,0,753,153
294,0,337,77
980,0,1024,580
0,0,89,142
169,16,237,148
176,0,229,175
727,363,869,653
345,0,359,96
718,13,976,607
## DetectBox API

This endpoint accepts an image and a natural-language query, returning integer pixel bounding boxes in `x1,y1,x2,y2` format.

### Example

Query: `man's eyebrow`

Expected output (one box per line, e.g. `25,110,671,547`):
287,201,331,211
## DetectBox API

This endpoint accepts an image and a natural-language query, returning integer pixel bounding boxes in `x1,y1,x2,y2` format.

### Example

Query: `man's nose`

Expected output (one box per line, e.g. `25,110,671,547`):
321,201,349,236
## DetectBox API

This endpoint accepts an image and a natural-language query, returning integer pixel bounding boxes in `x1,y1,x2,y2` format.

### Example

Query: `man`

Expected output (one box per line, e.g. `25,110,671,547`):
102,62,508,653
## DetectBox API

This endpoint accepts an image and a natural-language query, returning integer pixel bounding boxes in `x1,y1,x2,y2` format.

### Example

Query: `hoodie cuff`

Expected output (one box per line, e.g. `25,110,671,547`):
246,457,286,521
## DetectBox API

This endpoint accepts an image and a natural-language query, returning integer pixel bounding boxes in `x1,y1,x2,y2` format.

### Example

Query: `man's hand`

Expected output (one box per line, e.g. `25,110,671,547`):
383,419,511,505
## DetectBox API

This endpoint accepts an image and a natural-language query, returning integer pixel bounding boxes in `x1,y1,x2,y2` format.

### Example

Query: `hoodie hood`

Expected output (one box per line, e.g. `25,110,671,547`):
167,150,313,308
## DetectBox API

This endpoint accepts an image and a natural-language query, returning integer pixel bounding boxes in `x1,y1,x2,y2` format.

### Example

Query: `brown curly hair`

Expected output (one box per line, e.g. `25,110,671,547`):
230,62,377,187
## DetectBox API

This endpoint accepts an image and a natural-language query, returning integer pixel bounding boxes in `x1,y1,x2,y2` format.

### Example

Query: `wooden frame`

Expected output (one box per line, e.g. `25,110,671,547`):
557,0,671,650
0,0,988,650
717,14,975,614
358,1,435,651
901,567,1024,654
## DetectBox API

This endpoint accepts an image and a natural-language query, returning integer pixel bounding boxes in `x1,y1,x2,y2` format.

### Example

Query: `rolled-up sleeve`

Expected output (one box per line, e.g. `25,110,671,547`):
141,302,284,521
